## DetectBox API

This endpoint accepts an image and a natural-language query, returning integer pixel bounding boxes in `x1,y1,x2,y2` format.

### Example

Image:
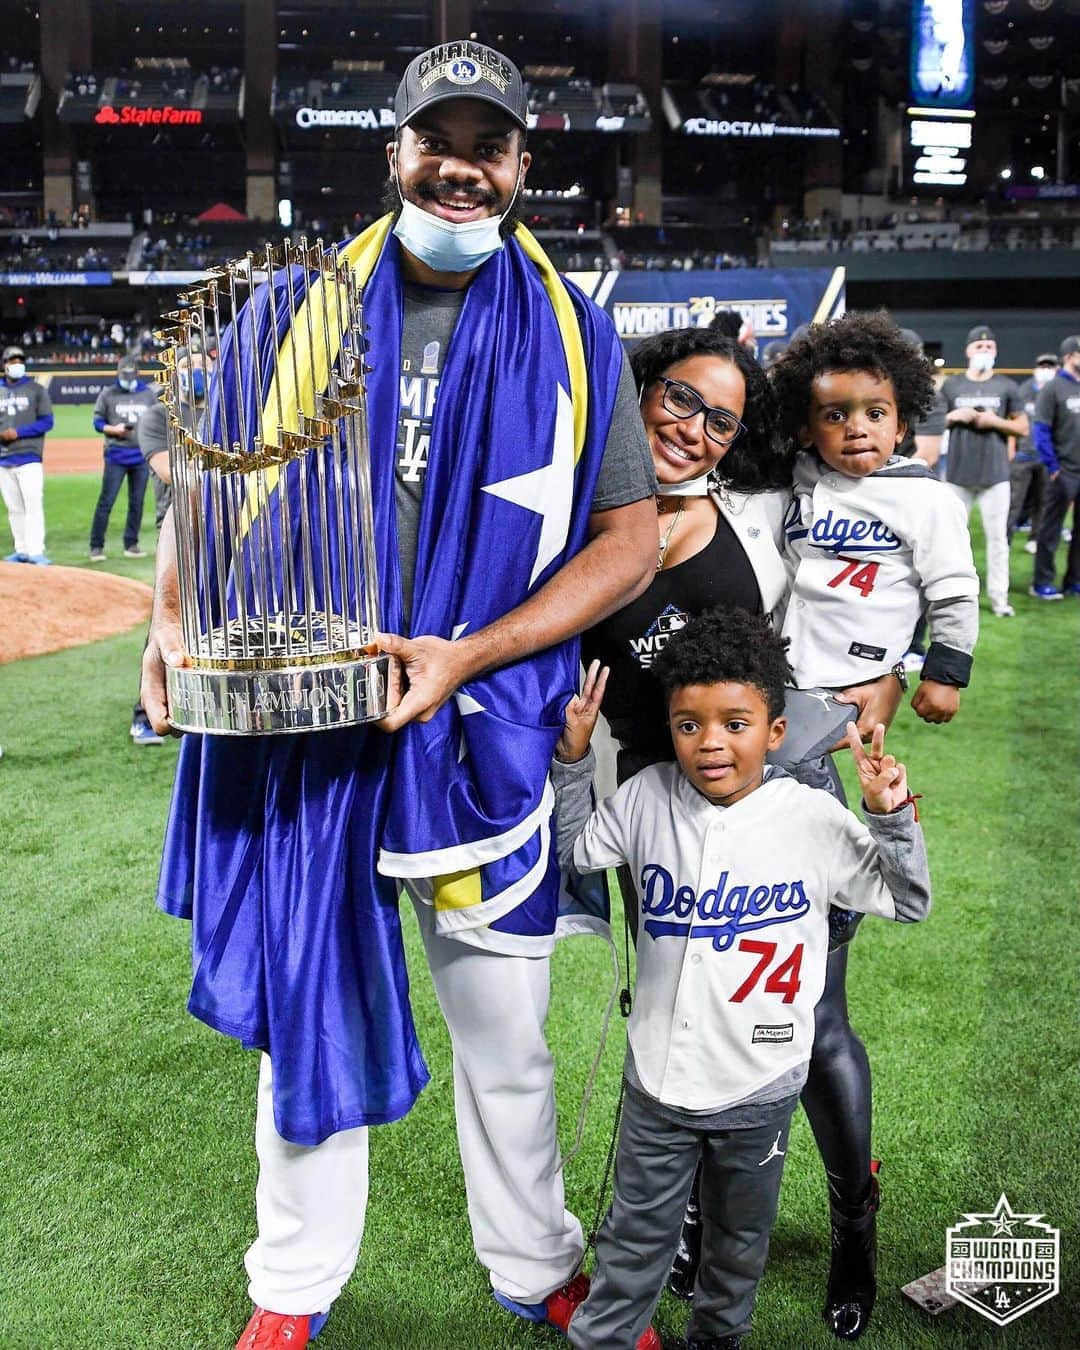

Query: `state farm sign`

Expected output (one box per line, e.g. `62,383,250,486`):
95,105,204,126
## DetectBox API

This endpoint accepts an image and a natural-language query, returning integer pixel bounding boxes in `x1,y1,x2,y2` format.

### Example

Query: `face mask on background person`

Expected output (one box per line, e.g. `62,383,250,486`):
392,165,523,274
1033,367,1056,389
970,352,995,374
4,362,25,381
118,373,138,392
179,366,207,400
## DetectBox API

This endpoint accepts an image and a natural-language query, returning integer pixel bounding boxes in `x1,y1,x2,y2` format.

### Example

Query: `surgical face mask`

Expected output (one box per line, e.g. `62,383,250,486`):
118,376,137,392
969,351,995,373
179,367,206,400
5,363,25,381
391,166,522,274
1034,367,1056,388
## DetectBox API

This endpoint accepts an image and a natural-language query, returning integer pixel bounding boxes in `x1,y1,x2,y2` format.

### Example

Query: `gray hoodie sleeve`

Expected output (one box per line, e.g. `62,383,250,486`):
829,798,932,924
550,748,599,872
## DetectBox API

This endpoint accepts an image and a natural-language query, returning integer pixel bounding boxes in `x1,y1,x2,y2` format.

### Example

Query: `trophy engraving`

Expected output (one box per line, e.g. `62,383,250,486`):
157,239,388,734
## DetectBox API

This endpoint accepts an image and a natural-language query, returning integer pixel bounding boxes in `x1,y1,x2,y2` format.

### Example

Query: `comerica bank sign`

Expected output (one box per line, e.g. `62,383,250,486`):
294,106,395,129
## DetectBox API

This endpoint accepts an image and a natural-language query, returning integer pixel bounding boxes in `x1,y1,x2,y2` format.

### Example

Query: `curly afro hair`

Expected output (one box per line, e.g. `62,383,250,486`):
652,606,792,723
770,310,937,448
630,329,793,493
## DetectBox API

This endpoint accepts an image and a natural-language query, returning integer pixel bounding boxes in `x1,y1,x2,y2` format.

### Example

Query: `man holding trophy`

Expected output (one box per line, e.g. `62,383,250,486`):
141,42,657,1350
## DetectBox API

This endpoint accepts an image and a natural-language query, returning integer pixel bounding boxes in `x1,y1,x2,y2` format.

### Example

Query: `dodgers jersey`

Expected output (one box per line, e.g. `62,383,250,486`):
781,454,979,689
562,761,929,1113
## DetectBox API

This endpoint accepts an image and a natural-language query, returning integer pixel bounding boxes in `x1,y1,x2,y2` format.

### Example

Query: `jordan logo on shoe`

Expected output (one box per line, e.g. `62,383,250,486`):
758,1130,786,1166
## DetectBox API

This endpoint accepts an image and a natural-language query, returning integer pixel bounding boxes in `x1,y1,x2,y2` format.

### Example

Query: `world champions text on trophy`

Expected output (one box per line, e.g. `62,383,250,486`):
157,239,389,734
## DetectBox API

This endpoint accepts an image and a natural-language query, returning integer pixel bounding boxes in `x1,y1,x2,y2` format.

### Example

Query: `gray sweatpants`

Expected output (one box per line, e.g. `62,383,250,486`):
568,1085,797,1349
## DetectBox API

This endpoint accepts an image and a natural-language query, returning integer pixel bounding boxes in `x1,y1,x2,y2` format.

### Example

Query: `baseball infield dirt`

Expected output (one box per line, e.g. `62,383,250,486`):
0,561,152,664
46,439,104,474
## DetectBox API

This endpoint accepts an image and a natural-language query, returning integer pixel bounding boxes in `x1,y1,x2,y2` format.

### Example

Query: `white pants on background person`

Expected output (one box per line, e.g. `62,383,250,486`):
945,480,1011,611
0,461,45,557
245,893,583,1315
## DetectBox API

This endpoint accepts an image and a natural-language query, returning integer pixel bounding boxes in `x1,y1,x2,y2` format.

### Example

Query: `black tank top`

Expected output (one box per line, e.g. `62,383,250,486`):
582,509,763,763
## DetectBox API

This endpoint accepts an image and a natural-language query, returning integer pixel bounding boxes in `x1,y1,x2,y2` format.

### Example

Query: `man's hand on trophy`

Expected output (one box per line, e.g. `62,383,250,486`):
141,614,189,737
374,631,474,732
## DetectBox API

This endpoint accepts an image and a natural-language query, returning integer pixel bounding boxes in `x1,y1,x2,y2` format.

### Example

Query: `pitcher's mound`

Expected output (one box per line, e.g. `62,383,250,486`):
0,562,153,664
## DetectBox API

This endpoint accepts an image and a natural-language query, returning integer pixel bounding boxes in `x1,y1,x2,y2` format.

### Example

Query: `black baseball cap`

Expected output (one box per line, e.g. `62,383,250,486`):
761,340,787,369
394,42,528,132
966,324,995,344
118,356,138,375
2,345,25,362
899,327,923,351
1059,336,1080,358
1035,352,1059,366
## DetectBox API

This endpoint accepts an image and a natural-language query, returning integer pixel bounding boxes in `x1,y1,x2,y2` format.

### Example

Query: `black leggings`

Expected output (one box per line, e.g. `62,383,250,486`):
796,751,873,1212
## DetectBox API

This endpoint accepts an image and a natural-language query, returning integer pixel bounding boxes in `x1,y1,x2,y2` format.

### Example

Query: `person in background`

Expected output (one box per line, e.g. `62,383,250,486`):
0,344,54,565
127,346,210,746
1009,353,1057,556
1030,335,1080,600
89,356,158,562
939,324,1027,617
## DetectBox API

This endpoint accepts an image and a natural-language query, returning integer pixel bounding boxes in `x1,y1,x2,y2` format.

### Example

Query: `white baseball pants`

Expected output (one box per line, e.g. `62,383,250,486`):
244,894,583,1315
0,461,45,557
945,480,1010,610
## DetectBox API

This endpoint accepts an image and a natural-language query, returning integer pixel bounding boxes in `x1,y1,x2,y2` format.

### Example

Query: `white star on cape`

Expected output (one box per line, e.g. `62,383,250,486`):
481,383,575,589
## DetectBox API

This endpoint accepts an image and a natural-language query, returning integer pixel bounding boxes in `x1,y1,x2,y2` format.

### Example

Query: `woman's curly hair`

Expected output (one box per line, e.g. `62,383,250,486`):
653,605,793,723
630,329,793,493
770,310,937,447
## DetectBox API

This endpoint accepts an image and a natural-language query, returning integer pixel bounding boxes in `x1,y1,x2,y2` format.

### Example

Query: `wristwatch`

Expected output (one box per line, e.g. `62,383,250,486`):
891,660,909,692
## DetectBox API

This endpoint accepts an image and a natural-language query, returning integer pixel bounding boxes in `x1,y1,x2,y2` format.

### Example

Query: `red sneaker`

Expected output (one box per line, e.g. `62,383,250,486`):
235,1307,328,1349
543,1274,662,1348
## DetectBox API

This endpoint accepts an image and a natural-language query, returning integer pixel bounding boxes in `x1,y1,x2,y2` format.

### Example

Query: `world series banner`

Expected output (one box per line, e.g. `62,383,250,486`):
565,266,845,345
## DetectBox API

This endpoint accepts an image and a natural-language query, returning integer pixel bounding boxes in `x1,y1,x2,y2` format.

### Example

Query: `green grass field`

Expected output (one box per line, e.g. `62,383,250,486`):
2,473,1078,1348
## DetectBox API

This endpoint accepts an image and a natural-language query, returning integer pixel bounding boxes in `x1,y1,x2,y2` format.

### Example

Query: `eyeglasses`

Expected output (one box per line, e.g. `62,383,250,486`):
656,378,746,447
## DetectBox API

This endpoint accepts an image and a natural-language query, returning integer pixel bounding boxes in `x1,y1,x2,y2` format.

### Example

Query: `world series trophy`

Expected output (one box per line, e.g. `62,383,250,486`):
157,239,389,734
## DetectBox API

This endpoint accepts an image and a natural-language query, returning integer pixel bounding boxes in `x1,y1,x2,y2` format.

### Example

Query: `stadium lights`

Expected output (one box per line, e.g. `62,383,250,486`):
1031,165,1046,180
999,167,1012,179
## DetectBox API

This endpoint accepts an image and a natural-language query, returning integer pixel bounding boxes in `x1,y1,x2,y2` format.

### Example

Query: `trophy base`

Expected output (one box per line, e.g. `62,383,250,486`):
167,653,390,735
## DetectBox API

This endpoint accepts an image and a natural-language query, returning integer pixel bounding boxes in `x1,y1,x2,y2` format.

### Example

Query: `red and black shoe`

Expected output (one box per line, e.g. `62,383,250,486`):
235,1307,329,1349
496,1273,663,1348
823,1161,881,1341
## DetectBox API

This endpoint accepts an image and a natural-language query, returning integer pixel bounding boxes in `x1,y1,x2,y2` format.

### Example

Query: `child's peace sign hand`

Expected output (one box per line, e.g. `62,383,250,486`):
845,721,910,815
556,660,609,764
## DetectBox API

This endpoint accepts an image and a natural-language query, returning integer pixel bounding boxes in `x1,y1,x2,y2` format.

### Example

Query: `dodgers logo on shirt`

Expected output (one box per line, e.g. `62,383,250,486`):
639,864,812,951
447,59,482,86
786,498,901,554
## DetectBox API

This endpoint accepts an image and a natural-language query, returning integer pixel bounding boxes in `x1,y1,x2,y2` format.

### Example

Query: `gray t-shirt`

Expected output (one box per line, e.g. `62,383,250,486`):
394,281,654,626
1034,371,1080,475
139,395,173,513
940,372,1022,487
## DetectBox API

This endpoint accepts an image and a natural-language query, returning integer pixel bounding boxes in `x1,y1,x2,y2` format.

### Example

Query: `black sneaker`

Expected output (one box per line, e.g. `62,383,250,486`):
823,1162,881,1340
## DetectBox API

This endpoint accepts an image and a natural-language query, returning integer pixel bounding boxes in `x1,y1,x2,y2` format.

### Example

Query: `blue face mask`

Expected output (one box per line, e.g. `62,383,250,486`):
118,376,137,392
391,168,522,274
179,367,206,400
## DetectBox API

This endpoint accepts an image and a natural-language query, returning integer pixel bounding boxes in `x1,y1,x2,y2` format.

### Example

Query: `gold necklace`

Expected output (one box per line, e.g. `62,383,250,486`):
656,498,685,571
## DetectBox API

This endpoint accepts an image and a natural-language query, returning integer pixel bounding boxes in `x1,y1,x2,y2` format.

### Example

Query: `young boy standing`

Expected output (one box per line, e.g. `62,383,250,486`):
551,609,931,1350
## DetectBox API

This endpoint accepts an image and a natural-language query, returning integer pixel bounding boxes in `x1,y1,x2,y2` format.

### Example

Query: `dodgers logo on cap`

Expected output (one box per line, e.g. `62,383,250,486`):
447,58,482,86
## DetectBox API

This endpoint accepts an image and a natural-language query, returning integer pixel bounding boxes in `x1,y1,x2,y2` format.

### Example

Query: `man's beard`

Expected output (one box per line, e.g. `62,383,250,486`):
379,174,522,240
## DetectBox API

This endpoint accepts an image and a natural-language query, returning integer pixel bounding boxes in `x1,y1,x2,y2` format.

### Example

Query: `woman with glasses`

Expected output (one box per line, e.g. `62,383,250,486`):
581,327,903,1343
